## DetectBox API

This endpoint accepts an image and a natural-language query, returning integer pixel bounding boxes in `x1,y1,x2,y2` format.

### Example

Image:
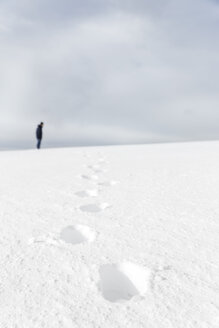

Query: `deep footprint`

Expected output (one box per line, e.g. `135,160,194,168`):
60,225,96,245
98,180,119,187
75,189,98,198
98,158,106,164
80,174,99,181
87,164,106,174
98,262,151,303
88,164,100,170
80,203,110,213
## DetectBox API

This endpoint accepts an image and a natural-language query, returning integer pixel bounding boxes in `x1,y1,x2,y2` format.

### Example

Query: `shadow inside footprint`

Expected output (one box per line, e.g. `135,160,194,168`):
98,181,119,187
80,204,102,213
80,203,109,213
60,225,95,245
75,191,88,198
98,262,150,303
75,190,98,198
81,174,98,181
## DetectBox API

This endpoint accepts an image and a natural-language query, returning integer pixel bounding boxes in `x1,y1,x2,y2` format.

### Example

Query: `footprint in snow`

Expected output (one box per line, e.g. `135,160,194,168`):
75,189,98,198
87,164,100,170
60,225,96,245
80,174,99,181
80,203,110,213
98,158,107,163
87,164,106,174
98,180,119,187
94,168,106,174
29,225,96,247
98,262,151,303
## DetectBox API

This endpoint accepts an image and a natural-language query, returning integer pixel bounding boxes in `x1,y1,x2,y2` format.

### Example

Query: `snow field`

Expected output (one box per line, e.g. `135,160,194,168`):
0,142,219,327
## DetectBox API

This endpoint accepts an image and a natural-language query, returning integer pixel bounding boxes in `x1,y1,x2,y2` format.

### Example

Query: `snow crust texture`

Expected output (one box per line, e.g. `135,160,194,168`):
0,142,219,328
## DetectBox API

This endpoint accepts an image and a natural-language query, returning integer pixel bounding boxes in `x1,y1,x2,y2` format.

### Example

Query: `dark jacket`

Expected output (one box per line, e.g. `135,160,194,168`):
36,125,43,140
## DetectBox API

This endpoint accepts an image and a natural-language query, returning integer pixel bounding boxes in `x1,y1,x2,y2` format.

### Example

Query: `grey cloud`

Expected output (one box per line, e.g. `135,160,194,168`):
0,0,219,149
0,0,168,22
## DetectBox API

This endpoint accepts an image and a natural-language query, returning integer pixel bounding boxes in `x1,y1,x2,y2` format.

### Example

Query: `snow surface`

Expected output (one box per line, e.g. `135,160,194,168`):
0,142,219,327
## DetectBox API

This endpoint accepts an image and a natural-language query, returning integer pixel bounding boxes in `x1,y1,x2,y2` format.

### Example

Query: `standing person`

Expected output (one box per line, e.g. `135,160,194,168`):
36,122,44,149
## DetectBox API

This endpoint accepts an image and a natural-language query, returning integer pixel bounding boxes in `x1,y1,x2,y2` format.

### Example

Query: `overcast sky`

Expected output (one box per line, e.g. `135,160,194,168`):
0,0,219,149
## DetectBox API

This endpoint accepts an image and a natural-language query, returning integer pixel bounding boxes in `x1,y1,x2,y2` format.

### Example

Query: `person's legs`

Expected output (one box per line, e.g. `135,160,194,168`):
37,139,41,149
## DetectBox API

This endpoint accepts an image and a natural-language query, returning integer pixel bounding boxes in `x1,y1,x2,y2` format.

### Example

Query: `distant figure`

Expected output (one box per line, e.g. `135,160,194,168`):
36,122,44,149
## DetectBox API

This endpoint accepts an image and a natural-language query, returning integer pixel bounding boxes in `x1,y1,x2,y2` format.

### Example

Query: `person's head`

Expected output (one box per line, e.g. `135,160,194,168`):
40,122,44,127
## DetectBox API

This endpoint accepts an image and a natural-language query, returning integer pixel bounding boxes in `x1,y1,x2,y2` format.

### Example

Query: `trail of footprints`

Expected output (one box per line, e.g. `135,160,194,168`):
31,155,152,303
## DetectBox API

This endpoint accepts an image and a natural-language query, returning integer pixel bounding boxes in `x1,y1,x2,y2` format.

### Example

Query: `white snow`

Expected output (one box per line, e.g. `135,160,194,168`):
0,141,219,327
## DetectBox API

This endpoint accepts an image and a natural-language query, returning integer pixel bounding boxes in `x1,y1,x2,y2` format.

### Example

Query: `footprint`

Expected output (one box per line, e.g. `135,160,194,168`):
81,174,99,181
98,158,106,163
80,203,110,213
87,164,100,170
94,169,106,174
75,189,98,198
98,262,151,303
60,225,96,245
87,165,106,174
98,180,119,187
